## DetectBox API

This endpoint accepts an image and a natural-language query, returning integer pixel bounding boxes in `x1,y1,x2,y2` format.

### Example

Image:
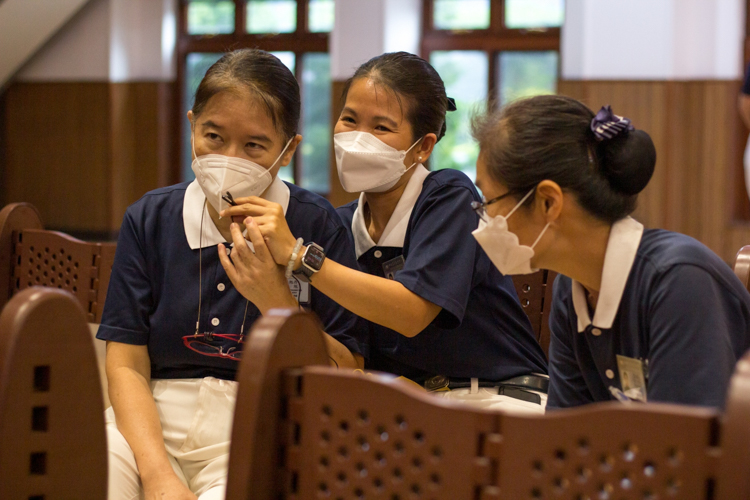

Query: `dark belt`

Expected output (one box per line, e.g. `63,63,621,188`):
424,374,549,405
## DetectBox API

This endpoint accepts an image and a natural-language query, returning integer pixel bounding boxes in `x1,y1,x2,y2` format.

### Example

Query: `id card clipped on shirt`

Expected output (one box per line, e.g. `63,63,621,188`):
616,354,648,402
382,255,405,280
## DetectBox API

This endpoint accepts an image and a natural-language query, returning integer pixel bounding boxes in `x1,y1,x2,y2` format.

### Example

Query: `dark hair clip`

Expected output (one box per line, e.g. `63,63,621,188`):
591,105,634,141
447,97,457,112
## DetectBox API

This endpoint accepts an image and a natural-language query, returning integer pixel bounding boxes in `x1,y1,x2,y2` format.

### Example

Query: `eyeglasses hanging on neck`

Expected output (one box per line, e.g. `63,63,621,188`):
182,198,249,362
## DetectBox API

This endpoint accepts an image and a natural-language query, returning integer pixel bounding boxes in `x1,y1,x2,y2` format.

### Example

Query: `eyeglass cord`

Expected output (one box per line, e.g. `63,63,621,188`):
195,198,250,342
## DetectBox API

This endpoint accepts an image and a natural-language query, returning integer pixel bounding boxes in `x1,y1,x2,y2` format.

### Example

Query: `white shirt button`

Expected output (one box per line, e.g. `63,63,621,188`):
374,250,383,258
605,369,615,379
211,317,220,326
591,327,602,336
217,283,226,291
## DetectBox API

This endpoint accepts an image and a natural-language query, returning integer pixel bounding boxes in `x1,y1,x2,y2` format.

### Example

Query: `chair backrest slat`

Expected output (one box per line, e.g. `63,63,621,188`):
226,309,330,500
512,270,557,359
0,288,107,498
283,367,498,500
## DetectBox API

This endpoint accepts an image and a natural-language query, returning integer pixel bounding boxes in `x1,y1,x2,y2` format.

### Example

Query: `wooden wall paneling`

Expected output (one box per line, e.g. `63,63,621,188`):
0,90,7,208
558,80,744,262
557,81,669,230
327,80,358,209
109,82,163,230
700,82,736,254
4,83,111,233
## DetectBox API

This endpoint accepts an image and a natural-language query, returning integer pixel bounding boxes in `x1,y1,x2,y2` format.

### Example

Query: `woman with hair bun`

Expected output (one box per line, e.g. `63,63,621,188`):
222,52,549,413
471,94,750,409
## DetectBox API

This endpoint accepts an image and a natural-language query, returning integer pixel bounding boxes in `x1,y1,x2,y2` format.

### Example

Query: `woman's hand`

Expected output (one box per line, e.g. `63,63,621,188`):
218,217,298,314
220,197,297,266
143,474,197,500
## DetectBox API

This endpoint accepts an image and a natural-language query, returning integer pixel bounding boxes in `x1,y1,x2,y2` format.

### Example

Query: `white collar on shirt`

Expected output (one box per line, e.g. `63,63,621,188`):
183,176,290,250
351,164,430,258
571,216,644,332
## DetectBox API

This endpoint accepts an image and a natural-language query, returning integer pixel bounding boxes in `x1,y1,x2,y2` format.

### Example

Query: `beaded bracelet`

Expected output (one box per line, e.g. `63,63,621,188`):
285,237,305,279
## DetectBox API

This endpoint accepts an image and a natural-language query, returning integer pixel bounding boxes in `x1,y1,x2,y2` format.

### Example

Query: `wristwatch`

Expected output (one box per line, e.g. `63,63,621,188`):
295,243,325,282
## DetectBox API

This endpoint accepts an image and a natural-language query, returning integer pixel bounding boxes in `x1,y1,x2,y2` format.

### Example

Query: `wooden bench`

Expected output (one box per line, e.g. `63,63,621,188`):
0,288,107,498
226,308,750,500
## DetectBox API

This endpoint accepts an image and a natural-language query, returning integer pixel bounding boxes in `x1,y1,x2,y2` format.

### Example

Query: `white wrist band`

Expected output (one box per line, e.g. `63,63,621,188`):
285,237,305,279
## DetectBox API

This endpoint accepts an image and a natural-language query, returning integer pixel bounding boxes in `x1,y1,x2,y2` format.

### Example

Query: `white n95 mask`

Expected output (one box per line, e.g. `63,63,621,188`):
472,188,550,275
334,131,421,193
191,136,292,213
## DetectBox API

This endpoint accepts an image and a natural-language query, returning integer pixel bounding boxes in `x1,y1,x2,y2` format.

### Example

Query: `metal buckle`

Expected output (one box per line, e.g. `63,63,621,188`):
424,375,450,392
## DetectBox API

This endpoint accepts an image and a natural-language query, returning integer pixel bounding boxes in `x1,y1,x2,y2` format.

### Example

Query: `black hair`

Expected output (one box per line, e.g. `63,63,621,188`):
192,48,300,139
341,52,450,142
471,95,656,224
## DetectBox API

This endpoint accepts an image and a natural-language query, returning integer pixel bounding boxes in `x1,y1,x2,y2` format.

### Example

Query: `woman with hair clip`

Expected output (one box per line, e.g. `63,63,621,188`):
470,94,750,409
97,49,366,500
219,52,549,414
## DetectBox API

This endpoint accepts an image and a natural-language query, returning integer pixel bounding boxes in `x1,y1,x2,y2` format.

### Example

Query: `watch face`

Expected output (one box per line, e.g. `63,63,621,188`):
304,245,325,270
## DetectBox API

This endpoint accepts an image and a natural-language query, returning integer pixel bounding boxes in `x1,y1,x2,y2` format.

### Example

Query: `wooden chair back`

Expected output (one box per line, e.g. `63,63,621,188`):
226,311,750,500
225,309,330,500
733,245,750,293
0,287,107,498
0,203,116,322
512,270,557,358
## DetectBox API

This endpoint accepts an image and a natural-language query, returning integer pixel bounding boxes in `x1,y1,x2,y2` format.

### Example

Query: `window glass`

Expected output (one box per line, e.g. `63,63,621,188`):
433,0,490,30
504,0,564,29
270,52,296,183
299,53,331,193
429,51,488,180
187,0,235,35
183,53,224,181
497,51,558,105
247,0,297,34
308,0,334,33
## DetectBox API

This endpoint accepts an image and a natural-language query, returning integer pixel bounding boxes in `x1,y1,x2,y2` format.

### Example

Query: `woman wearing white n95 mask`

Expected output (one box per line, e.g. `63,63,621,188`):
220,52,549,414
96,49,366,500
471,95,750,410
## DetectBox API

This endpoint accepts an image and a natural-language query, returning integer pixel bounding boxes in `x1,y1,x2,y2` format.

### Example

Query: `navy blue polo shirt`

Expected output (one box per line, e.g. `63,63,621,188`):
98,180,367,380
547,218,750,409
337,167,548,384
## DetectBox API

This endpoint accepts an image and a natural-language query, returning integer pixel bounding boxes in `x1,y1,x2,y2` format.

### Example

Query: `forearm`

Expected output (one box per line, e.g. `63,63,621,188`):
107,364,175,487
311,258,440,337
324,332,365,369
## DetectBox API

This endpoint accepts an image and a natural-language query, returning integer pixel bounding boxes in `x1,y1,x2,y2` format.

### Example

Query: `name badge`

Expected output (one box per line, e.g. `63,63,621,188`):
616,354,648,402
382,255,405,280
287,275,311,305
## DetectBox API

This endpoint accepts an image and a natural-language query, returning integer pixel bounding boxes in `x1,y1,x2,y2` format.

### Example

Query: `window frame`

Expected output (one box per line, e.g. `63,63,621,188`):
421,0,561,108
175,0,331,192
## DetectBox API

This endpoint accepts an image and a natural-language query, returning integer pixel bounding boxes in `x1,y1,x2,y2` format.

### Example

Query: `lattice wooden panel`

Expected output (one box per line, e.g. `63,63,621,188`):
11,230,102,322
282,368,500,500
496,404,720,500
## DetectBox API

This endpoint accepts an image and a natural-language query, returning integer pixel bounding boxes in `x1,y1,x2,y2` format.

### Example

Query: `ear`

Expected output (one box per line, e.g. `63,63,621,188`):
279,134,303,167
411,133,438,165
187,110,195,131
535,180,564,223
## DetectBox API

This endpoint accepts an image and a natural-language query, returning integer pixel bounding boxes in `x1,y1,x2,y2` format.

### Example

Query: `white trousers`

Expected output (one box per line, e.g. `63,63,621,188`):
434,379,547,415
106,377,237,500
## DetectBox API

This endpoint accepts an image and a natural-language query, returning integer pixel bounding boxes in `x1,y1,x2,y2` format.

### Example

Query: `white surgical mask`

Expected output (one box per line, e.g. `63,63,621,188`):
472,188,550,275
334,131,421,193
191,135,292,213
